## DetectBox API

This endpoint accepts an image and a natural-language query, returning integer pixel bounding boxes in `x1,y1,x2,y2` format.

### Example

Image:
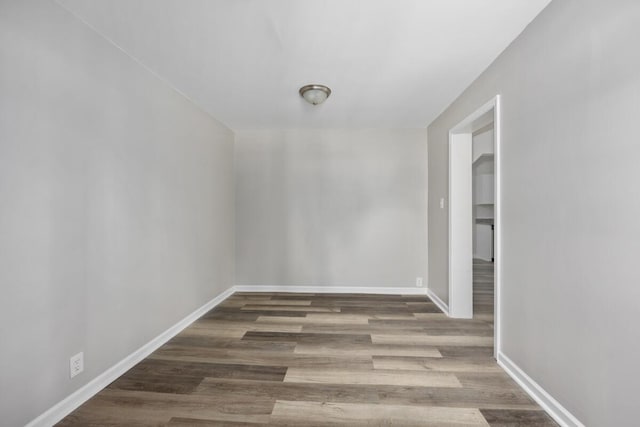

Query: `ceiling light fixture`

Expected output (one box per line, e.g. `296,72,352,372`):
299,84,331,105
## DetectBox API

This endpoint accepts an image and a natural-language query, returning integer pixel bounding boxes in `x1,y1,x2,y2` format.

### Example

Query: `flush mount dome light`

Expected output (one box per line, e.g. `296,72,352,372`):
299,84,331,105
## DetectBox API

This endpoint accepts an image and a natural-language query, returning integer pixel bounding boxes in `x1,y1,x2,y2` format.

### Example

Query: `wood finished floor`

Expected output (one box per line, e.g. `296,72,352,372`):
58,261,557,426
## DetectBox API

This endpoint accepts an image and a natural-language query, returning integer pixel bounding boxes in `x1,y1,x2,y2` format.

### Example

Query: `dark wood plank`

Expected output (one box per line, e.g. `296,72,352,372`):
480,409,558,426
241,331,372,345
122,358,288,382
168,419,265,427
164,336,297,352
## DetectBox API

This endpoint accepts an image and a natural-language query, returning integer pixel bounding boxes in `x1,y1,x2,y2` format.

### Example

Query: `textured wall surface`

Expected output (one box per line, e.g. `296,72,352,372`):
236,129,428,288
428,0,640,424
0,1,234,425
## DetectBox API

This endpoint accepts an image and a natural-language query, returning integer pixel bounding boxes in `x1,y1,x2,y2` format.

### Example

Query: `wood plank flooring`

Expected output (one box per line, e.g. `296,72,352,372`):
473,259,495,320
58,261,557,426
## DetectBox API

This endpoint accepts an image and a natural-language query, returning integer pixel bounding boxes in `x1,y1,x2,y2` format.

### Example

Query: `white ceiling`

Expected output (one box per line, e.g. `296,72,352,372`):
57,0,551,130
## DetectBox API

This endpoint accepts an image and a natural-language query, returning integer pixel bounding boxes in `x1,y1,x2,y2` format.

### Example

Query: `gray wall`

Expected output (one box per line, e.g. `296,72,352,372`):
427,0,640,424
235,129,428,287
0,1,234,425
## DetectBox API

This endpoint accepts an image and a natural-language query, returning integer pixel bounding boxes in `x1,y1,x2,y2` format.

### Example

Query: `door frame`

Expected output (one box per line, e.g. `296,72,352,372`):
448,95,501,356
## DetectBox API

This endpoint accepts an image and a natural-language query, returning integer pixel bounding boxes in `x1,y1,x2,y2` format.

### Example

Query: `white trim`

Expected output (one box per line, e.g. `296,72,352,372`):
448,131,473,319
25,287,236,427
493,95,502,358
26,284,433,426
233,285,428,295
497,352,585,427
450,98,499,133
27,282,581,427
426,287,449,315
447,96,501,353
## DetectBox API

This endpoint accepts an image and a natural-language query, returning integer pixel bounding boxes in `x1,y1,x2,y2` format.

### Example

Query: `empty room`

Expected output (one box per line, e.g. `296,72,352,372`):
1,0,638,426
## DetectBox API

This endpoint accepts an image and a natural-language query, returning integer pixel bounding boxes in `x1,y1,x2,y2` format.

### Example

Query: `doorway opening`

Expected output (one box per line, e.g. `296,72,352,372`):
448,96,500,356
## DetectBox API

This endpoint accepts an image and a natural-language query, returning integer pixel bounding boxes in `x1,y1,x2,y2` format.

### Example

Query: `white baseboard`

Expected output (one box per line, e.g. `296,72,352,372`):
26,284,428,426
27,284,435,426
426,287,449,315
232,285,428,295
25,286,236,427
497,352,584,427
24,284,582,427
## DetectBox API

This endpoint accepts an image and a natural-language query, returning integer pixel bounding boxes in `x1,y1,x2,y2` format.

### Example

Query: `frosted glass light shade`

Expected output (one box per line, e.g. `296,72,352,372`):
299,84,331,105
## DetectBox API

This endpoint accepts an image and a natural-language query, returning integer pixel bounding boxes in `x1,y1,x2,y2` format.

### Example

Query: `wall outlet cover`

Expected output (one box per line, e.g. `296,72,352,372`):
70,352,84,378
416,277,423,287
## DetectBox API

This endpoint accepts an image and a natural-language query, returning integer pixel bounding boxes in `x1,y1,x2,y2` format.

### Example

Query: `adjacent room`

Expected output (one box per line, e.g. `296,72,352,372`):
1,1,638,426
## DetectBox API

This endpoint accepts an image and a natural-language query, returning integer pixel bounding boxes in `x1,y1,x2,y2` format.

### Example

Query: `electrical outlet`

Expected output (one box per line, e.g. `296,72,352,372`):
70,352,84,378
416,277,423,287
440,198,445,209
